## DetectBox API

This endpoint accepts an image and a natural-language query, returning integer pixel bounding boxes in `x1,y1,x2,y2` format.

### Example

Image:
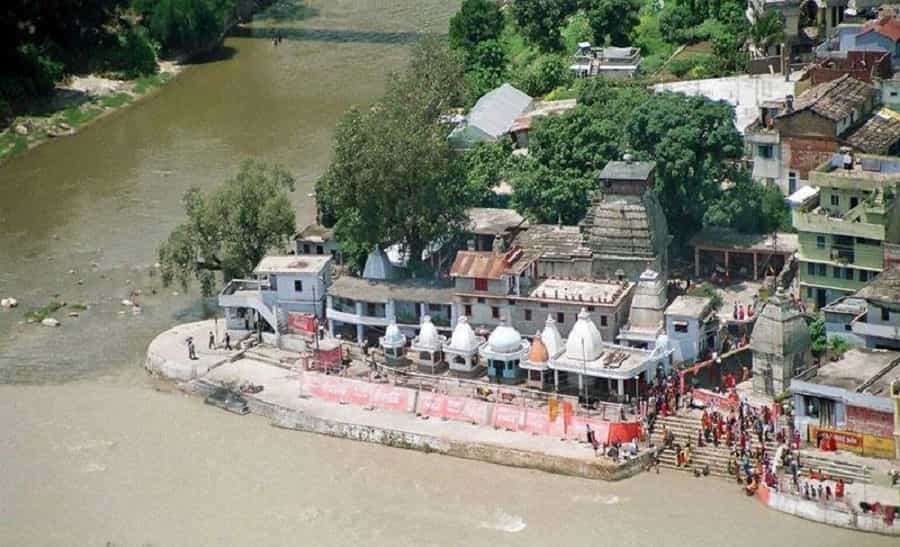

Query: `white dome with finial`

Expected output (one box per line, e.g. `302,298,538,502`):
541,314,564,358
487,320,524,354
447,316,480,352
415,315,441,350
565,308,604,362
382,322,405,349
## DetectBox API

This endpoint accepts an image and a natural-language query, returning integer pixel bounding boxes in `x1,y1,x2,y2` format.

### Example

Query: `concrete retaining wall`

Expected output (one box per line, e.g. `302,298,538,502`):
270,407,651,481
757,484,899,536
184,378,648,481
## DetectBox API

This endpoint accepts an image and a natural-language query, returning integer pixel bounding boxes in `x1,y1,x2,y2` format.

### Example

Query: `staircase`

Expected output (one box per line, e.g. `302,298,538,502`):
649,413,873,484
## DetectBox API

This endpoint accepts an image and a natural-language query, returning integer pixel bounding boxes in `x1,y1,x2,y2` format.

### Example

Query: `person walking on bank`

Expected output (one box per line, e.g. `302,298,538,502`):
208,331,215,350
186,337,197,360
225,332,232,350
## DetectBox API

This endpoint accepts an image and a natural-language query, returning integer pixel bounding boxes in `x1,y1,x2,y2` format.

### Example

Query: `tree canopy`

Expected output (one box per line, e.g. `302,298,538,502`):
449,0,505,53
158,160,296,296
508,81,774,239
510,0,578,51
583,0,641,47
316,37,472,273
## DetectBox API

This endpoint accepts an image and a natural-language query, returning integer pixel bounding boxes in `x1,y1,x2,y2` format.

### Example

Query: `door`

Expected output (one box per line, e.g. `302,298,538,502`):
816,288,827,310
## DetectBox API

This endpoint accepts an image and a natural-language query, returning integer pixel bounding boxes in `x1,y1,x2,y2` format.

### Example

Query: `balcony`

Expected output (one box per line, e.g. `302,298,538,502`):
793,207,886,240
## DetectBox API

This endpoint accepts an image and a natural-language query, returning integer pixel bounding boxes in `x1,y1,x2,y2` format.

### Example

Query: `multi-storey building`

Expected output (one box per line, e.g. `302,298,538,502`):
795,153,900,308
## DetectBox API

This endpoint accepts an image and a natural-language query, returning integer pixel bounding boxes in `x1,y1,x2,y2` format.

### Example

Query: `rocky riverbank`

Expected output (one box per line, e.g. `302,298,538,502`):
0,61,182,164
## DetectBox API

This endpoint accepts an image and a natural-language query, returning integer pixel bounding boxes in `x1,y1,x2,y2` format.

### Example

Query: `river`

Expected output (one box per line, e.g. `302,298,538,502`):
0,1,892,545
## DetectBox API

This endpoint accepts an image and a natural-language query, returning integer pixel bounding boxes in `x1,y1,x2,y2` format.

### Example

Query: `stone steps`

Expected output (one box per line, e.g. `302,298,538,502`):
650,414,872,484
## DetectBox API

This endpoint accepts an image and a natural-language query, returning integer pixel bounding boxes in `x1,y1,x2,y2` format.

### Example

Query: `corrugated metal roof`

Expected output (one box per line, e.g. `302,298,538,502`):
468,83,533,139
449,251,509,279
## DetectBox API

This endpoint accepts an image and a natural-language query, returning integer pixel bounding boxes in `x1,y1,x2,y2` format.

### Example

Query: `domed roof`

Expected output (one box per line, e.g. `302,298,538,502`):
447,316,480,352
487,320,524,354
528,333,549,363
382,322,405,348
565,308,604,362
540,314,564,358
415,315,441,350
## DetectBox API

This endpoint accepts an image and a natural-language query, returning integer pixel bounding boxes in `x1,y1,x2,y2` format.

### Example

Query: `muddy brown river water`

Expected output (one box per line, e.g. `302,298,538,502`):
0,1,894,545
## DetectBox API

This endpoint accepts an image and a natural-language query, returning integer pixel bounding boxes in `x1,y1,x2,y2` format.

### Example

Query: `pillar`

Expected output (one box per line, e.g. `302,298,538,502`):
617,379,625,397
328,319,334,337
419,302,427,320
554,369,559,391
753,252,759,280
694,247,700,277
356,323,364,345
724,251,730,272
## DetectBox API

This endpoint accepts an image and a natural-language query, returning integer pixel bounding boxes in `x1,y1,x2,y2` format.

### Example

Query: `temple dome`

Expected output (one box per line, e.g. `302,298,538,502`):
382,322,405,348
540,314,564,358
487,321,523,354
415,315,441,350
447,316,480,352
528,334,549,363
565,308,604,361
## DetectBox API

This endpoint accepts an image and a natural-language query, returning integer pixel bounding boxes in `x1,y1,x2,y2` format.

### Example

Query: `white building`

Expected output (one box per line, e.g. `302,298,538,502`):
664,295,719,365
219,254,332,336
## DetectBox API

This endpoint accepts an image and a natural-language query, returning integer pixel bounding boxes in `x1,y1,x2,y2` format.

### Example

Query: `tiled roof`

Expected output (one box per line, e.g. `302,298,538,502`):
511,224,593,261
845,108,900,154
450,251,514,279
855,265,900,303
860,16,900,42
784,74,875,122
599,161,655,181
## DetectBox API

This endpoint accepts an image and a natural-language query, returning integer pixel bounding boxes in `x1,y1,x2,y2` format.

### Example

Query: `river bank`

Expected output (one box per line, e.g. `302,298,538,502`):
0,61,181,164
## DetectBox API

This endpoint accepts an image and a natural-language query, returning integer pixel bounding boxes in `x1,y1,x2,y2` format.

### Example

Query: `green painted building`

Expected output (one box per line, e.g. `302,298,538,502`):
795,153,900,309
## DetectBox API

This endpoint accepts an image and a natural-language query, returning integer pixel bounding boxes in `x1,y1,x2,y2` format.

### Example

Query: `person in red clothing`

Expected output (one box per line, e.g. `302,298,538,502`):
834,478,844,499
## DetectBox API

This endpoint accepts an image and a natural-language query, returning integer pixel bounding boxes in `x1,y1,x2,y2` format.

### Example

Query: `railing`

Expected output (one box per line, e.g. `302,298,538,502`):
220,278,267,295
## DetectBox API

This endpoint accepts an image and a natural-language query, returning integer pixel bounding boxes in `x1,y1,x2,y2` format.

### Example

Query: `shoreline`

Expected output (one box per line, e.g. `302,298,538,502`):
146,320,900,536
0,60,184,166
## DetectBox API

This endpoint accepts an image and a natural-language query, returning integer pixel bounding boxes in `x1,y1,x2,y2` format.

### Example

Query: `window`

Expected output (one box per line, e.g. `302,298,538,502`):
303,243,311,254
600,315,608,327
491,306,500,319
477,297,485,304
474,278,488,291
294,280,303,293
882,307,890,321
859,270,870,282
807,262,816,276
830,194,839,207
816,236,825,249
844,268,853,280
850,197,859,209
587,306,595,312
850,110,856,124
367,303,377,316
817,263,826,276
892,91,899,97
757,144,773,159
464,304,472,316
316,245,324,255
806,287,813,298
540,302,548,308
674,321,688,333
788,171,797,194
428,303,441,311
524,309,532,321
832,266,842,279
507,299,516,306
556,312,565,323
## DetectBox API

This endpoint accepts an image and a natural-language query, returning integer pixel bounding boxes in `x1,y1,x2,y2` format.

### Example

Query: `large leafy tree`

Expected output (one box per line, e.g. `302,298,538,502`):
448,0,505,53
133,0,234,55
316,37,470,273
625,91,743,238
582,0,641,46
158,160,296,296
704,173,790,233
510,0,578,51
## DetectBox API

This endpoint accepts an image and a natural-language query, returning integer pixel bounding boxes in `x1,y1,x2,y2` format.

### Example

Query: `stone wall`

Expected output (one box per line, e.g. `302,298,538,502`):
757,484,900,536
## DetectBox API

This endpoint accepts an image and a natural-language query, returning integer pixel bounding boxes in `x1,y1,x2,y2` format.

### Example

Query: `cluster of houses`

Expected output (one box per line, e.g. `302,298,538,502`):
213,3,900,459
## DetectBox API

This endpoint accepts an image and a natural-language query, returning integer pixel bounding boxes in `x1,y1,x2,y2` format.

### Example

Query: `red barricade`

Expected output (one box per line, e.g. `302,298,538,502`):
522,408,552,435
370,384,411,413
607,422,641,444
416,392,447,418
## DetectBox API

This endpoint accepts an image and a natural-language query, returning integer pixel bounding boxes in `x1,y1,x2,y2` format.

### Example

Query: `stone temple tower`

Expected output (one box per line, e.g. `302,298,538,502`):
750,289,812,396
580,156,670,281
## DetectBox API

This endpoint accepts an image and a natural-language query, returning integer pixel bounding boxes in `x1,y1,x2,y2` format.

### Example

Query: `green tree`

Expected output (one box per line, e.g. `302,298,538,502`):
510,0,578,51
134,0,235,55
514,54,572,96
809,316,826,357
659,0,703,43
704,175,789,233
464,39,508,100
449,0,505,53
582,0,641,46
749,7,784,53
625,91,743,239
316,37,470,273
158,160,296,296
464,140,513,207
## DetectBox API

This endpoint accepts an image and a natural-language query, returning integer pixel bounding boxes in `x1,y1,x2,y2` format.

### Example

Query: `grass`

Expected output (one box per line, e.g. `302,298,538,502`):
99,92,132,109
60,105,103,128
133,72,170,95
0,132,28,158
634,10,677,75
24,301,65,323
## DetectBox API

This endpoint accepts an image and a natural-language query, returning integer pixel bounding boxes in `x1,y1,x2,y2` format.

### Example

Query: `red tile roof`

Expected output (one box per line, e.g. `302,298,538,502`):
861,16,900,42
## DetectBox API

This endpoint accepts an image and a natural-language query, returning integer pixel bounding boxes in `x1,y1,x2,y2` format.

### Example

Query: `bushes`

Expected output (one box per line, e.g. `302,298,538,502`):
513,54,572,97
136,0,235,56
97,27,158,78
